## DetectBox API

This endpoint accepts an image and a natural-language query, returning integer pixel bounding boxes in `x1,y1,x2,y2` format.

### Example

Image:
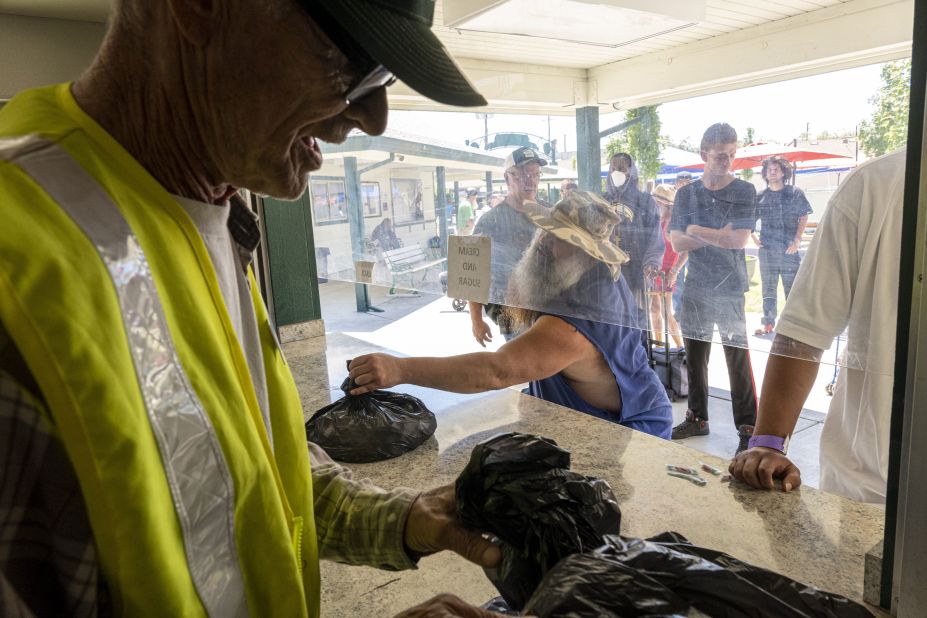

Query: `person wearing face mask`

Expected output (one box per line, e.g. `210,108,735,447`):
603,153,665,341
469,147,552,345
0,1,506,616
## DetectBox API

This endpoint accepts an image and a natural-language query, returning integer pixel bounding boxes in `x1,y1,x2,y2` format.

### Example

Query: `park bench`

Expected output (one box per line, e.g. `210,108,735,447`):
382,243,446,293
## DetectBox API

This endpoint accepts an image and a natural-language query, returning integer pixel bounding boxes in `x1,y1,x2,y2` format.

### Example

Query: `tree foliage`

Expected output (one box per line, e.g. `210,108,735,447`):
605,105,664,183
859,59,911,157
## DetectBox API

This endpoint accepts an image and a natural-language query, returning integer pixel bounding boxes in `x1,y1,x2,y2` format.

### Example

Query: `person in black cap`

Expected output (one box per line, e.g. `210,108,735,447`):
0,0,504,616
470,146,551,345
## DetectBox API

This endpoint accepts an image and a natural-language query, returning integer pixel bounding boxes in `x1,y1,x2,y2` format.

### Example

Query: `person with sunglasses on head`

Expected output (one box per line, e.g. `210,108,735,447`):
668,123,759,456
0,1,507,616
751,156,813,336
469,146,552,346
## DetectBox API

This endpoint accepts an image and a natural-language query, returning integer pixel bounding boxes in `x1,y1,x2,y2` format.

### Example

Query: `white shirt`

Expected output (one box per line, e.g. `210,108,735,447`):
173,195,273,446
775,149,905,503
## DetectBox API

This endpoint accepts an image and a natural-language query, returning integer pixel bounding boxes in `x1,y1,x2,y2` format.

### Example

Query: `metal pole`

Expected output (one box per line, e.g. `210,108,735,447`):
436,166,448,258
576,106,601,193
343,156,370,312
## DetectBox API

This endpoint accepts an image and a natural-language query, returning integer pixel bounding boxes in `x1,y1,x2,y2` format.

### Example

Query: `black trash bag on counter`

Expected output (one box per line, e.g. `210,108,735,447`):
305,376,437,463
455,432,621,610
522,532,874,618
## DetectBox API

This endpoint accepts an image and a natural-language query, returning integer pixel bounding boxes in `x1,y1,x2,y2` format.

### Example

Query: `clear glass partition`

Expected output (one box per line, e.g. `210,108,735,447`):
304,60,912,380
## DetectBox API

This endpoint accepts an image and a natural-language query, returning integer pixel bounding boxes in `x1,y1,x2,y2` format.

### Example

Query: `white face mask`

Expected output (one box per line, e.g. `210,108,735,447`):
610,170,627,187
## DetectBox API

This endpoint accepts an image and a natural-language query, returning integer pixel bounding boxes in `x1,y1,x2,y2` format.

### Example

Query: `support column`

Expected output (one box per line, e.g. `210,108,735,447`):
344,156,370,312
436,166,448,255
485,171,493,200
576,106,601,193
261,192,321,327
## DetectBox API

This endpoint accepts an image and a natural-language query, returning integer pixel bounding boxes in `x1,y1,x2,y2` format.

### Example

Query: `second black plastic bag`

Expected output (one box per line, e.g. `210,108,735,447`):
305,376,437,463
455,432,621,610
522,532,874,618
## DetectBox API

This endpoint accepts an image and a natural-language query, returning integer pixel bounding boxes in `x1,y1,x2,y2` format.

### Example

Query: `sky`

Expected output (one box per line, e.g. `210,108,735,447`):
387,61,886,156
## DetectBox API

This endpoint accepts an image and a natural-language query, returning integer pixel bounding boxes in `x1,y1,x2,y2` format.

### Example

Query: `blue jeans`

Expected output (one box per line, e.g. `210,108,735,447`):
758,246,801,326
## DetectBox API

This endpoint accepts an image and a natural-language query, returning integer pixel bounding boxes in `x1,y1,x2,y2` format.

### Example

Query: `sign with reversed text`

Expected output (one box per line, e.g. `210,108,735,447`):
447,235,491,305
355,260,376,284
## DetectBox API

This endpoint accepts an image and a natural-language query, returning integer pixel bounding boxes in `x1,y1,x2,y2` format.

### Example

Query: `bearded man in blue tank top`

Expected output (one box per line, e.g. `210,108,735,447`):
349,191,673,439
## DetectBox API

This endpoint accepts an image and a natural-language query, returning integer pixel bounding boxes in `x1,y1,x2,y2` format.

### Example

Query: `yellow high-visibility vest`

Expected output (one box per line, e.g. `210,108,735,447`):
0,84,319,616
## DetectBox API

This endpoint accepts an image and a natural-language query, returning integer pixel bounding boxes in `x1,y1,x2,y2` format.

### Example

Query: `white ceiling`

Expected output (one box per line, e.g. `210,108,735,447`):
434,0,851,69
0,0,851,69
0,0,911,113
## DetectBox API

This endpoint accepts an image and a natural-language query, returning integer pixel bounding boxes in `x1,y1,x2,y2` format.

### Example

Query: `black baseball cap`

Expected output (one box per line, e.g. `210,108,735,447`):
504,146,548,169
307,1,487,108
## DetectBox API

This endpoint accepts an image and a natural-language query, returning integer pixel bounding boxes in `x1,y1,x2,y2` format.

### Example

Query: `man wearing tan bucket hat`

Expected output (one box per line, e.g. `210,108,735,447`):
349,191,674,438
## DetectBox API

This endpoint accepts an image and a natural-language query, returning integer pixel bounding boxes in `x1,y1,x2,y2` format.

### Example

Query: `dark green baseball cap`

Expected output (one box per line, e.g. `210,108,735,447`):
308,0,487,108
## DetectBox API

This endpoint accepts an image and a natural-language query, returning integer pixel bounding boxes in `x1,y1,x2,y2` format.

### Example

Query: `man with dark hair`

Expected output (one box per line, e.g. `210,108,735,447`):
604,152,664,336
0,1,504,615
470,146,551,344
350,192,673,438
751,156,812,335
669,123,759,454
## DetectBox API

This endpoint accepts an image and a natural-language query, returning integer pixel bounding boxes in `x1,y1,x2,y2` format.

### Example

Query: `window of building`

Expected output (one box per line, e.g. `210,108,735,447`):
362,182,382,218
390,178,424,223
310,180,347,223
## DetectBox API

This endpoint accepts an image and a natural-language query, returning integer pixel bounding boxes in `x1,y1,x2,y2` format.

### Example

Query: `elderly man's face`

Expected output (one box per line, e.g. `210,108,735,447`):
205,2,388,199
509,231,591,308
505,161,542,204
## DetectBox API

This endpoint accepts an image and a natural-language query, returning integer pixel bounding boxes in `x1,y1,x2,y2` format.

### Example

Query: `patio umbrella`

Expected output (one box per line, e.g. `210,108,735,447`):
680,142,853,172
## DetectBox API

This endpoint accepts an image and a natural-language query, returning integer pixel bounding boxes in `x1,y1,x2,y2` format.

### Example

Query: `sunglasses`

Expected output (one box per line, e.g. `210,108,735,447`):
345,65,397,105
300,2,396,105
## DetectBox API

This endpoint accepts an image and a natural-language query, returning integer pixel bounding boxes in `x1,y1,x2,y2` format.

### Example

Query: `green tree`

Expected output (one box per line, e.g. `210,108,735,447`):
742,126,756,146
605,105,663,183
859,59,911,157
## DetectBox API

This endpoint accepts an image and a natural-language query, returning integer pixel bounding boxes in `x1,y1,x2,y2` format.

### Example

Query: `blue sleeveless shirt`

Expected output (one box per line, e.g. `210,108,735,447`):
527,264,673,439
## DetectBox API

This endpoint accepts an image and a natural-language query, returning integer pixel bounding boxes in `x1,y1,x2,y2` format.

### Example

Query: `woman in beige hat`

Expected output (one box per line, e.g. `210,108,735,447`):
650,184,686,347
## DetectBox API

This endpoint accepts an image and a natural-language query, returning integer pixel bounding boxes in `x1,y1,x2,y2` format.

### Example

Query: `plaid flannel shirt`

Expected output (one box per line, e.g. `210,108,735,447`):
0,327,418,616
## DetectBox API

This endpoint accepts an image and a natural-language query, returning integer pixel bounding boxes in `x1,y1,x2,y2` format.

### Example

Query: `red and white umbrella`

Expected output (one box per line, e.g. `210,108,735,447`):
680,142,853,172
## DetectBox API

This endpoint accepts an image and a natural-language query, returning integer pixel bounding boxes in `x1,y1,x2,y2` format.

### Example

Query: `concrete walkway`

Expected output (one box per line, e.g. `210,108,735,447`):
317,280,835,489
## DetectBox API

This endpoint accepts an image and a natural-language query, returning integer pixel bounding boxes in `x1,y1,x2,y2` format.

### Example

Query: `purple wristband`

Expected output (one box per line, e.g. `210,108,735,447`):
747,434,788,454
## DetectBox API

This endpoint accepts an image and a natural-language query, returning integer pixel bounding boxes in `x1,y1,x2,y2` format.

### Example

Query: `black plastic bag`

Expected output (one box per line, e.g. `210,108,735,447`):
455,433,621,610
305,376,437,463
522,532,874,618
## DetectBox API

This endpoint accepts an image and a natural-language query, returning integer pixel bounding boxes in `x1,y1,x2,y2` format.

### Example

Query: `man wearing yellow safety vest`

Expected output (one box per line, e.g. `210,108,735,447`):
0,1,504,616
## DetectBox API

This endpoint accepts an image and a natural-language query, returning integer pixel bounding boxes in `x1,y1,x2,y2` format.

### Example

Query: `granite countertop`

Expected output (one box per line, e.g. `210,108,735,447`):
284,333,886,617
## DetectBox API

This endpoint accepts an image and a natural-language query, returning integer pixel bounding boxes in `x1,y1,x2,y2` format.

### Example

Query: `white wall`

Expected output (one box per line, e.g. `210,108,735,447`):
0,13,105,99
